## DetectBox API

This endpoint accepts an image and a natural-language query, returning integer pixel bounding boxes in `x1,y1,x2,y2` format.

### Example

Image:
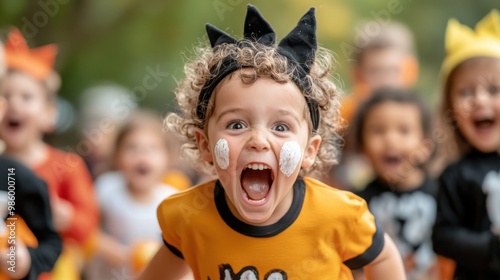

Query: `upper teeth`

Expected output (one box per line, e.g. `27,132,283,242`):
246,164,270,170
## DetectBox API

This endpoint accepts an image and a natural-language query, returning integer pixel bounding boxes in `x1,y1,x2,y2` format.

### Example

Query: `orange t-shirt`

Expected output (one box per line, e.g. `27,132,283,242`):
158,177,384,279
33,145,99,246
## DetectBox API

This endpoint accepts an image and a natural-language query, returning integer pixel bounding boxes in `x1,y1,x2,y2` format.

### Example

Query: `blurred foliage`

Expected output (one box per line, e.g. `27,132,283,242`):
0,0,497,144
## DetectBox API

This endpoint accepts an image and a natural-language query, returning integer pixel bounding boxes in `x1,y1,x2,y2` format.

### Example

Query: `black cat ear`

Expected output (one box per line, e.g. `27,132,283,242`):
277,7,317,73
243,4,276,45
200,6,320,132
206,23,237,48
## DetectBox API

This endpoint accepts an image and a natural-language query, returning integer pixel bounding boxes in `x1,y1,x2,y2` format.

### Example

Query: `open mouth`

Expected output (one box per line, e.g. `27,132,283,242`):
383,155,402,167
240,163,274,205
7,119,23,130
473,118,495,130
134,165,151,176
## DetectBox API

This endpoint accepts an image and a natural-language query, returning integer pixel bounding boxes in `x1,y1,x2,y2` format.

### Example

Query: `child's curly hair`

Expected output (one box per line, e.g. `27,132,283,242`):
166,40,343,176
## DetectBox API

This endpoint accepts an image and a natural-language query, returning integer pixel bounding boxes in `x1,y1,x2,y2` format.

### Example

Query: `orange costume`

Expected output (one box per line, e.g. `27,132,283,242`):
3,29,99,280
33,145,99,250
158,177,384,279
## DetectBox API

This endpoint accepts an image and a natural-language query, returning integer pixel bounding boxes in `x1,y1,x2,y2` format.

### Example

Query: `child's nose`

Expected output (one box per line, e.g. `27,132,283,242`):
247,128,270,151
385,130,400,145
473,87,491,106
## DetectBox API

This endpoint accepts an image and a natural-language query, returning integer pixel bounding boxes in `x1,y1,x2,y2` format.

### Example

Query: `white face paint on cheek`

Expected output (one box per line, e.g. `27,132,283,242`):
214,139,229,170
279,141,302,177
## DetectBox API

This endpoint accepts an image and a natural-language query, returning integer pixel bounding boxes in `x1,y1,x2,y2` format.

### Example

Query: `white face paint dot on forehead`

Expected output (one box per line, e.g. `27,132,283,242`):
279,141,302,177
215,139,229,170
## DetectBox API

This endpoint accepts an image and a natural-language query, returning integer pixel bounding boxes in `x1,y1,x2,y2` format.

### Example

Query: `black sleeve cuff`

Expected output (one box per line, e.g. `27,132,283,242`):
343,222,385,269
163,239,184,259
492,235,500,274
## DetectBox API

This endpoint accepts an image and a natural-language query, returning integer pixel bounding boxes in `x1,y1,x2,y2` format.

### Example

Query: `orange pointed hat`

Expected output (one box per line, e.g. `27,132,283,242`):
4,27,58,81
441,9,500,82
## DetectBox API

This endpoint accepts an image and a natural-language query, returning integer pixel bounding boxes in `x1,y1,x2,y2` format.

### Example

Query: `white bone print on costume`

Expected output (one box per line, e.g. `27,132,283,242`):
218,264,287,280
369,191,436,270
279,141,301,177
265,272,286,280
223,270,257,280
482,169,500,235
215,139,229,170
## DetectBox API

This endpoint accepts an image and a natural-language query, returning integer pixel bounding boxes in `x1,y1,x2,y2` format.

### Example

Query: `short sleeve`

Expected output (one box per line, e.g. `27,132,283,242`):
157,198,184,259
341,192,385,269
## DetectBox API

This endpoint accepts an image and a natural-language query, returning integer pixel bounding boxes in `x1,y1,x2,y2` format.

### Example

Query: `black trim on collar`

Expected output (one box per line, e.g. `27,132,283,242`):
214,178,306,237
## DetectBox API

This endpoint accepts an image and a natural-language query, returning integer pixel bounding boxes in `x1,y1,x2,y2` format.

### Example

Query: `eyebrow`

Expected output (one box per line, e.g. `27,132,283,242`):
277,109,302,124
216,108,245,123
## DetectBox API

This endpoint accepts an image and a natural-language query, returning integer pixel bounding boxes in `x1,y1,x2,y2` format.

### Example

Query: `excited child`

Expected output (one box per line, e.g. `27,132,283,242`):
87,110,178,279
432,10,500,280
0,28,98,280
354,88,438,279
139,5,405,280
334,21,419,192
0,39,62,280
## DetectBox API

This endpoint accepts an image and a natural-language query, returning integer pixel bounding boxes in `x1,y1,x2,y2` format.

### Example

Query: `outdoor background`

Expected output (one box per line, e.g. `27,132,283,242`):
0,0,496,146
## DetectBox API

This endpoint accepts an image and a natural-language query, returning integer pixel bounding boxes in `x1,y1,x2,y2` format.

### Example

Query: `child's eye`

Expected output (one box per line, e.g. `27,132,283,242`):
369,126,385,135
488,85,500,95
1,92,10,100
272,123,290,132
227,121,246,130
399,126,410,135
459,88,474,97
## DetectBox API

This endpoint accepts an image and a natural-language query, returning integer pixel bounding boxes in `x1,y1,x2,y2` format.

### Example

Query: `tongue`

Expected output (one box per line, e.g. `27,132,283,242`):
241,169,270,200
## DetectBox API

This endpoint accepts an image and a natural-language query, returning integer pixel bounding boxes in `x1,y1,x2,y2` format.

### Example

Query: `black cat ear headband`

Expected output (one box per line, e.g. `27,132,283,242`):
196,4,320,132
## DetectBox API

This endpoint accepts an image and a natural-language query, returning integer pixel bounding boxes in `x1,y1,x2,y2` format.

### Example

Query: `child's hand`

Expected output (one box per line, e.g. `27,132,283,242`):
0,239,31,279
403,254,416,272
51,199,74,231
105,243,129,268
98,231,130,267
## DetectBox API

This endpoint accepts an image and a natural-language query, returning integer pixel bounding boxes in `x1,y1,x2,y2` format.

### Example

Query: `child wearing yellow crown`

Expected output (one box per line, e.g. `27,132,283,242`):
139,5,405,280
0,28,99,280
432,10,500,280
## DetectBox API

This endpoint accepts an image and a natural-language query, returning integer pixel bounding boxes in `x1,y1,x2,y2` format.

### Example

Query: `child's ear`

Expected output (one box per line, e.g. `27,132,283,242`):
302,134,321,169
194,128,213,163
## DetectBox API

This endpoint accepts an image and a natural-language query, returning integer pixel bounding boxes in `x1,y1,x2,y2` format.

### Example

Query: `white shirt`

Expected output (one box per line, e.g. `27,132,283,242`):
86,171,178,279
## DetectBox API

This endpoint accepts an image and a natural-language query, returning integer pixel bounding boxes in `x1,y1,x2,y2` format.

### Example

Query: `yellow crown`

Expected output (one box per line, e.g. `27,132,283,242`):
441,9,500,82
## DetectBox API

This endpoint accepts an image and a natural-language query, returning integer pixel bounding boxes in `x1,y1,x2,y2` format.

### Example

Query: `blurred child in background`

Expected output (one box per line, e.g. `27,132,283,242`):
0,28,98,280
86,110,178,279
0,36,62,280
355,88,438,279
334,21,420,191
79,83,194,190
342,21,419,124
432,10,500,280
